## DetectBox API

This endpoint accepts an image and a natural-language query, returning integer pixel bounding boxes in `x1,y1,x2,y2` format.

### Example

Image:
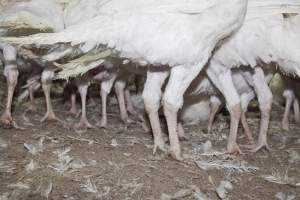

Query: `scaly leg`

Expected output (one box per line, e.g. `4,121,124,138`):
293,97,300,124
41,69,62,123
242,67,273,152
240,91,255,144
163,62,207,160
68,93,77,115
143,70,169,154
75,83,95,129
98,88,109,128
282,89,294,131
207,95,222,134
1,65,19,127
96,75,117,128
241,112,254,143
0,44,23,129
207,62,242,154
115,80,132,124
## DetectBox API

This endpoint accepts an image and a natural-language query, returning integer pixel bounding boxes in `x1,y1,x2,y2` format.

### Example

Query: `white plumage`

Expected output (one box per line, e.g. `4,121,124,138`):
212,14,300,76
194,12,300,153
3,0,299,159
0,0,65,32
1,0,248,67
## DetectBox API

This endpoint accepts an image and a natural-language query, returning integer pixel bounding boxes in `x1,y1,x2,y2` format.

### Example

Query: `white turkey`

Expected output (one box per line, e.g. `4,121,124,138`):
0,43,19,127
0,0,103,127
182,65,275,143
3,0,296,159
279,75,300,130
0,0,66,127
202,12,300,153
3,0,249,160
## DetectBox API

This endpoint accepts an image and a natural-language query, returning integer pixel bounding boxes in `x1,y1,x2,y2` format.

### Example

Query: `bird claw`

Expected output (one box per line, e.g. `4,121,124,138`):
74,119,95,130
282,123,289,131
41,113,68,128
0,114,13,126
153,137,167,155
41,112,59,123
227,143,243,154
1,114,25,130
281,119,289,131
96,119,107,129
168,148,183,161
249,141,272,153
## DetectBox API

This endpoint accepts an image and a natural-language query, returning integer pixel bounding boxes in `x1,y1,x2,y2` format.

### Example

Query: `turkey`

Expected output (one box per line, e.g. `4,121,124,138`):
2,0,299,160
280,76,300,130
0,0,66,127
101,4,300,155
5,0,300,159
1,0,249,160
202,12,300,153
0,43,19,127
0,0,64,35
28,0,145,129
182,65,275,142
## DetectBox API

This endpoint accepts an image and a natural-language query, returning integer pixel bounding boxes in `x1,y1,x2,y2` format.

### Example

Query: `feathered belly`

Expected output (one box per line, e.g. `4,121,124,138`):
108,9,245,67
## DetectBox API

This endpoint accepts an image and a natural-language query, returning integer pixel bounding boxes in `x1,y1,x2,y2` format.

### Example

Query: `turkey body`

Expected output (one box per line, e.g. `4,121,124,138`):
0,0,249,159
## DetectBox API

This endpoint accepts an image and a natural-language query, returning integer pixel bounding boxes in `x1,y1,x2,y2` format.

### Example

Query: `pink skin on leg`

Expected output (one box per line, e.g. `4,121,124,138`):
207,95,222,134
252,69,273,152
240,92,255,144
98,88,108,128
68,93,77,115
240,111,254,144
1,66,19,126
293,97,300,124
207,62,242,154
0,44,23,129
143,70,169,154
114,80,132,124
227,104,242,154
163,63,207,160
28,80,37,112
74,83,95,130
282,89,294,131
96,74,117,128
40,69,63,124
163,102,181,159
242,67,273,152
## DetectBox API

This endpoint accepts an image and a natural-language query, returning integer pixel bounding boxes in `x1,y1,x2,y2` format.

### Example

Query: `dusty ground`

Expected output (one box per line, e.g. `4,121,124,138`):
0,79,300,200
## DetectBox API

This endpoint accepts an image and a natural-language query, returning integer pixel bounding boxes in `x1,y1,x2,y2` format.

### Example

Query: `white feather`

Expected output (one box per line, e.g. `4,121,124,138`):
1,0,247,67
0,0,64,32
212,14,300,76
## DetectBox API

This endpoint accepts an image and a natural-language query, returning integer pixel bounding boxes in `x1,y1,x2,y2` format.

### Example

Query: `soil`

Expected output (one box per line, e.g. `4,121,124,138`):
0,79,300,200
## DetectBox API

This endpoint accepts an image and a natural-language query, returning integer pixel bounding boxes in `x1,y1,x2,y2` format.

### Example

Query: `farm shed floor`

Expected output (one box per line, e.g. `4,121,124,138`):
0,86,299,199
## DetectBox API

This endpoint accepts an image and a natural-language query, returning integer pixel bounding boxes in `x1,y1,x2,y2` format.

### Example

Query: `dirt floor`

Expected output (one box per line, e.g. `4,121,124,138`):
0,80,300,200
